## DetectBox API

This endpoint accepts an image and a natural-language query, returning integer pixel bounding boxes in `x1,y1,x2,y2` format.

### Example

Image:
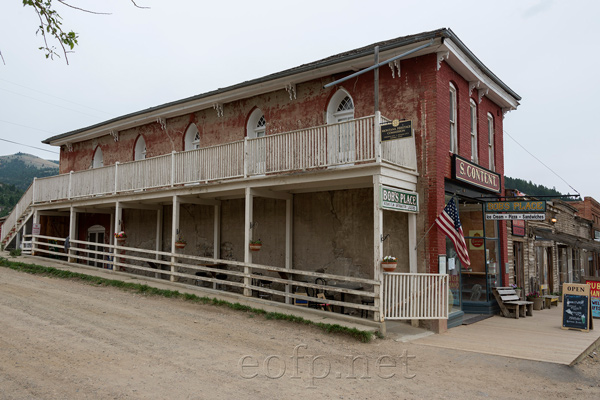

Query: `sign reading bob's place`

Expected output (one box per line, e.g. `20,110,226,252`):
381,185,418,212
452,155,501,193
381,119,412,141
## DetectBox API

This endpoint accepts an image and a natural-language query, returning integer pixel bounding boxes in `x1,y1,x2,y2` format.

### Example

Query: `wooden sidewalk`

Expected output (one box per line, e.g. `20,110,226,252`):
414,303,600,365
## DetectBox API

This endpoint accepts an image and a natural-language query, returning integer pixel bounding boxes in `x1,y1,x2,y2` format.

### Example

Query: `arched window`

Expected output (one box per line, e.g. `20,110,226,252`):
92,146,103,168
449,83,458,154
470,99,478,163
134,135,146,161
326,89,355,124
246,108,266,138
326,90,355,163
487,113,495,171
246,108,267,173
184,124,200,151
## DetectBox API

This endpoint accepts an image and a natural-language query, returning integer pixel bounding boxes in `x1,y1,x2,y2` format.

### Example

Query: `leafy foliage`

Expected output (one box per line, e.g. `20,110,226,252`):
0,183,23,218
19,0,149,64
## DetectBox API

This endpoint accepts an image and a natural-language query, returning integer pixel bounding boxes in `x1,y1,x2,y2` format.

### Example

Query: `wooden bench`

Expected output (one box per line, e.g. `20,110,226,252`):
492,287,533,319
542,295,559,309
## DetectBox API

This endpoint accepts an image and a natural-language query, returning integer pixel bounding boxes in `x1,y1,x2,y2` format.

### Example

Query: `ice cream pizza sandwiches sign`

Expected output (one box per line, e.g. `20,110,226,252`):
381,186,418,213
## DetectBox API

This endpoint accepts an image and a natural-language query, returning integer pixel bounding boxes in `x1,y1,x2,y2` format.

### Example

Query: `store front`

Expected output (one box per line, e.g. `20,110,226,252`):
445,156,504,321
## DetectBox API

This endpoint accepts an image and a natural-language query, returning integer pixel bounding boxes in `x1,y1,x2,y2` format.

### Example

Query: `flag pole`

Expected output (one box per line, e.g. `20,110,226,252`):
414,220,437,250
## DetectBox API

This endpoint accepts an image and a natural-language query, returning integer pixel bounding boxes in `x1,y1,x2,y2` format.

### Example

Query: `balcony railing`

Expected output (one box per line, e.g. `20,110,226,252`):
30,114,416,205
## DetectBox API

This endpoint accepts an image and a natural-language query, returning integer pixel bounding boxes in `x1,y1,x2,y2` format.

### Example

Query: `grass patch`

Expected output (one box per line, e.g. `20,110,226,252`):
0,257,374,343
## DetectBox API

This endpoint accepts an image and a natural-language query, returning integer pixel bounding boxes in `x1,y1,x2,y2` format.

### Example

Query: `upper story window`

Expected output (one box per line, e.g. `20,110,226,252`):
327,89,355,123
487,113,495,171
449,83,458,154
246,108,266,138
134,135,146,161
184,124,200,150
92,146,103,168
470,99,478,163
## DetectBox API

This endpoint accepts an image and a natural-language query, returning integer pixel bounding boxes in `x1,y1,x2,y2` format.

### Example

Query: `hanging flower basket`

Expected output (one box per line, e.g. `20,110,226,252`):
175,241,187,249
382,262,397,272
114,231,127,244
382,256,397,272
249,240,262,251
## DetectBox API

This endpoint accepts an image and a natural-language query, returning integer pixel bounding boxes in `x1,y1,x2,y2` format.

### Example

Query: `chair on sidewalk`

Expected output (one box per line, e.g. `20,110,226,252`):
492,287,533,319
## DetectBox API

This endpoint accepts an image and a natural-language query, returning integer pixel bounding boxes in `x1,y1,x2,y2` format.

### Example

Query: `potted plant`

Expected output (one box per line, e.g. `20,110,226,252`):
114,231,127,244
510,283,522,299
175,234,187,249
249,239,262,251
526,291,543,310
381,256,398,272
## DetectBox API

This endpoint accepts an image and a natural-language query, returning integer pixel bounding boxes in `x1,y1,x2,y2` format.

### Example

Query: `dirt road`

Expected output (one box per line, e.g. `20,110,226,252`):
1,266,599,399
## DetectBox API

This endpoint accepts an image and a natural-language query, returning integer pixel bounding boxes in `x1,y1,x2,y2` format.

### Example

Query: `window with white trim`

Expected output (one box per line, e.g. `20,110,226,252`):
246,109,266,138
184,124,200,150
487,113,495,171
326,89,356,163
449,83,457,154
470,99,478,163
134,135,146,161
92,146,103,168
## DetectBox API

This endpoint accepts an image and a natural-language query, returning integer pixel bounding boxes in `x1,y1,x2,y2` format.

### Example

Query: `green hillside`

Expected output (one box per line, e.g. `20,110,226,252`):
0,153,59,191
504,176,578,200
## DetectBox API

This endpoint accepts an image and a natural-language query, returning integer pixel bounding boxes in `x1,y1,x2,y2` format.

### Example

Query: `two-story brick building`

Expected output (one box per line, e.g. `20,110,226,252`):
1,28,520,331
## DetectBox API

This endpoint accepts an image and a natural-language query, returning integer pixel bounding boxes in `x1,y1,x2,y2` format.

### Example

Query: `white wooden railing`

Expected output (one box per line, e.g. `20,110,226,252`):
30,234,378,317
1,184,34,245
383,272,449,319
4,114,418,246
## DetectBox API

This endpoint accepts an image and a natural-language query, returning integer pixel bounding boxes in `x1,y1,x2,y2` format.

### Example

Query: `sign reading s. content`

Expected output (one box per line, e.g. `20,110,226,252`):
381,186,418,212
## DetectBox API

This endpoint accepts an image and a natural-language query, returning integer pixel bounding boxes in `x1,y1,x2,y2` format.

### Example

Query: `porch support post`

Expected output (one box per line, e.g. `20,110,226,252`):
113,201,122,271
244,187,253,297
285,196,293,304
214,203,221,260
155,206,163,279
171,195,180,282
373,175,384,323
69,206,77,263
408,213,417,273
32,209,39,256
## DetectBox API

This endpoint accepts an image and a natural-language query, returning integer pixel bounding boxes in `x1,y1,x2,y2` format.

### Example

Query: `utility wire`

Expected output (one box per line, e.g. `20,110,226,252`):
0,119,57,134
504,129,580,196
0,138,59,155
0,78,112,116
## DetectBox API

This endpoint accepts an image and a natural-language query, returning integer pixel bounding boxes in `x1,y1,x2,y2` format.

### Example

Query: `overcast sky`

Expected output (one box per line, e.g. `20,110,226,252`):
0,0,598,200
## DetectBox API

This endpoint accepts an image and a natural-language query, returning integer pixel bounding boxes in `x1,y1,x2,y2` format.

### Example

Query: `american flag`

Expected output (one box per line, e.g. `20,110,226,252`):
435,198,471,267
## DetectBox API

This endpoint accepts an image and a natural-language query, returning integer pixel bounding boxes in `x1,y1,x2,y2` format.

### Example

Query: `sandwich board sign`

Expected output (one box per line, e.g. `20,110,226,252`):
562,283,593,332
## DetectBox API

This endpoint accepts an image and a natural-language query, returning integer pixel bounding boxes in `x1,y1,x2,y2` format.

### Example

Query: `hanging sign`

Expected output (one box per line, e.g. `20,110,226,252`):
452,155,501,193
584,277,600,318
562,283,593,332
381,185,418,212
381,119,412,141
485,213,545,221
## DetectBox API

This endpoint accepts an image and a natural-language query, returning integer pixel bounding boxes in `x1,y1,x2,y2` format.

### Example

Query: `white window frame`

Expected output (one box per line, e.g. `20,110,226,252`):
470,99,478,163
184,124,200,151
449,83,458,154
326,89,355,163
134,135,146,161
246,109,266,138
92,146,103,168
487,113,495,171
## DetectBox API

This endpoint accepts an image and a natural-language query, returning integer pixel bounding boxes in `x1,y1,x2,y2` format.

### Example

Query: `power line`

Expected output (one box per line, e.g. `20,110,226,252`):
504,129,580,196
0,138,59,155
0,119,57,134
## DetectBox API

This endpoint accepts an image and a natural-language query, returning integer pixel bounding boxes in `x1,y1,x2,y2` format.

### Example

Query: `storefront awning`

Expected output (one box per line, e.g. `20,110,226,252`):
532,227,600,252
